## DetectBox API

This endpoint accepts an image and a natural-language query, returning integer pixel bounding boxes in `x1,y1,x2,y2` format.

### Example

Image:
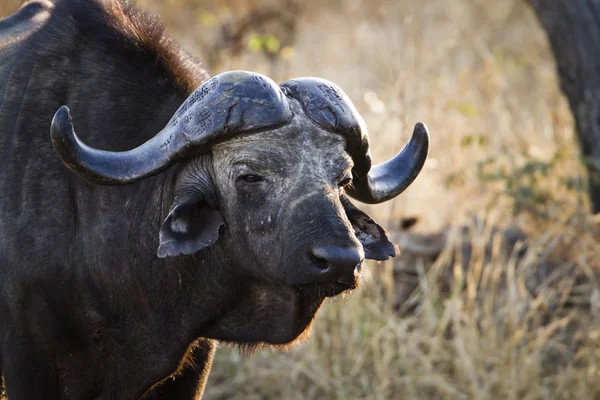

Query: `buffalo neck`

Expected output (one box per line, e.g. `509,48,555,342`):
67,168,235,397
0,0,229,396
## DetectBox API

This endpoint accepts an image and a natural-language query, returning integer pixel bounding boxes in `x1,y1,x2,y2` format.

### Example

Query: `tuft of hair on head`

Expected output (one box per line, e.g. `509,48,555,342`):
64,0,210,95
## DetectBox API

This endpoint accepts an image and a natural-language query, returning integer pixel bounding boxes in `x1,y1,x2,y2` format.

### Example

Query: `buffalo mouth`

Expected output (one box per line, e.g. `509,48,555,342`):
293,258,363,299
295,278,359,299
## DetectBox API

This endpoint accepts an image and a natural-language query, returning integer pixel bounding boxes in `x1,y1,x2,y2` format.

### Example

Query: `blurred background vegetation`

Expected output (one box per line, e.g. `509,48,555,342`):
2,0,600,399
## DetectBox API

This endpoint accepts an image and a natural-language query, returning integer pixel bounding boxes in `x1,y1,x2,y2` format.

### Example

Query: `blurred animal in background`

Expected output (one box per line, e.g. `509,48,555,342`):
0,0,428,399
387,216,536,312
386,213,598,315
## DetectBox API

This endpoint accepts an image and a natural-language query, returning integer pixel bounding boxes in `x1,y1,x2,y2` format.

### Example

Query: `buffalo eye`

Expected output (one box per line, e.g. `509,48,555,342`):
239,174,263,184
338,173,353,188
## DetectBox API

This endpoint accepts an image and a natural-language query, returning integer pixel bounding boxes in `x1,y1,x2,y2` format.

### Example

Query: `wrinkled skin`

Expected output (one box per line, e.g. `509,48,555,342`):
201,117,362,343
0,0,402,399
214,125,356,287
164,107,391,346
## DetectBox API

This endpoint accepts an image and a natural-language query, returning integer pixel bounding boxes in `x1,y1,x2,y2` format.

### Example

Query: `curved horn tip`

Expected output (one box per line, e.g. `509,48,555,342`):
356,121,430,203
412,122,430,140
51,105,72,132
50,105,76,147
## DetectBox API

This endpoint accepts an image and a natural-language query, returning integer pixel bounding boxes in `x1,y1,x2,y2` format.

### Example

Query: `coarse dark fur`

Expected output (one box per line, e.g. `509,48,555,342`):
0,0,398,399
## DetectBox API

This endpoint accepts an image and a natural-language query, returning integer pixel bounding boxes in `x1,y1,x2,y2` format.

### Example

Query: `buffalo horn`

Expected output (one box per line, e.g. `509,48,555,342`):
50,70,293,185
345,122,429,204
281,77,429,204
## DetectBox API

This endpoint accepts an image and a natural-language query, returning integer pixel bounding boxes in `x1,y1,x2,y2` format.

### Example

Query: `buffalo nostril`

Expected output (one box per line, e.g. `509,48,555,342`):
309,246,364,277
309,248,330,270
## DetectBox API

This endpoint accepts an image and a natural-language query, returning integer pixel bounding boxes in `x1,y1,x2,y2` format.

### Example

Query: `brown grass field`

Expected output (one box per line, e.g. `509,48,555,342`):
2,0,600,399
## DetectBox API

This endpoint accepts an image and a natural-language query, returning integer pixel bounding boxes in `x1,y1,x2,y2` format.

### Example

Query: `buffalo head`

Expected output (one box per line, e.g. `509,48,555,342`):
49,70,429,344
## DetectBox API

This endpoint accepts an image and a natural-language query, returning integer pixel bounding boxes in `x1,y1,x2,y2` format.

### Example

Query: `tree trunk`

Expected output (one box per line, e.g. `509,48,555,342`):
528,0,600,213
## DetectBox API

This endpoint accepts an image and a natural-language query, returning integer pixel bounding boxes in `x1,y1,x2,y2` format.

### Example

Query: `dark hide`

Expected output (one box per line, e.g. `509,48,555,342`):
0,1,215,398
0,0,398,399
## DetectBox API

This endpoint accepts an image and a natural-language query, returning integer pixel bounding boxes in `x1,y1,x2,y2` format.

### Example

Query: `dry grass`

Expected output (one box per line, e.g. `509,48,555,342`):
2,0,599,399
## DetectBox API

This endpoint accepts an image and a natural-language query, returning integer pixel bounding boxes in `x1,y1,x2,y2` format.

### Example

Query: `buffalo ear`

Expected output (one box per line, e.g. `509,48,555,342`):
341,195,398,261
157,195,224,258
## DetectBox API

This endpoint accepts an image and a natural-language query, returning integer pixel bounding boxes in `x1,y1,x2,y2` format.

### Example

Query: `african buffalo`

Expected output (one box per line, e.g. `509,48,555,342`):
0,0,429,398
389,217,529,311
